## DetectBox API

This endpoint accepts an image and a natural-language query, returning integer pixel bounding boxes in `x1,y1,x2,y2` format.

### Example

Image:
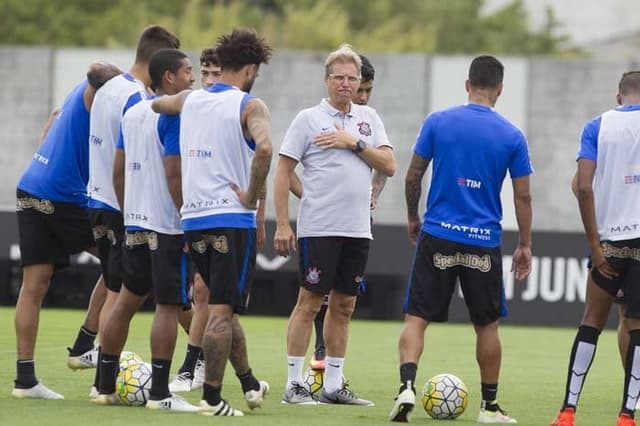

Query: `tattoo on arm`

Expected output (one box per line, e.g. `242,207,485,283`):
245,99,273,204
405,154,430,218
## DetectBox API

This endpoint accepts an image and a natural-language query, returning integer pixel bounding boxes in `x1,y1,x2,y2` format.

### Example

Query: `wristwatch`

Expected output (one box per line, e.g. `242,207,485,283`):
354,139,367,153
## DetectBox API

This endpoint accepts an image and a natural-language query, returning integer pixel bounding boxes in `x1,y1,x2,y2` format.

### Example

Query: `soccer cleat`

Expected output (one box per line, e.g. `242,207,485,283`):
282,382,318,405
92,392,120,405
244,380,270,409
192,359,205,390
146,394,200,412
617,413,637,426
309,347,326,371
67,345,99,370
318,382,374,406
168,372,193,393
478,405,517,423
88,386,99,400
200,399,244,416
550,407,575,426
11,382,64,400
389,387,416,422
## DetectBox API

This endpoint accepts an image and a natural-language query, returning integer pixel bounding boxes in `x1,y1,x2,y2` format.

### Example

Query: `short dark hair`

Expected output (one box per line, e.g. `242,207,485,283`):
148,48,188,92
360,54,375,83
468,55,504,88
135,25,180,64
619,71,640,95
200,48,219,67
215,28,272,72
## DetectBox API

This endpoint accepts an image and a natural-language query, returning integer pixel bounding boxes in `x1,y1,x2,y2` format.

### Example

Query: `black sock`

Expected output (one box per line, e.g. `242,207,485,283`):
93,347,101,388
314,302,327,352
69,326,97,355
198,351,205,361
15,359,37,388
481,383,498,410
177,344,201,376
237,368,260,393
621,329,640,417
150,358,172,400
562,325,600,410
97,352,119,394
399,362,417,393
203,382,222,406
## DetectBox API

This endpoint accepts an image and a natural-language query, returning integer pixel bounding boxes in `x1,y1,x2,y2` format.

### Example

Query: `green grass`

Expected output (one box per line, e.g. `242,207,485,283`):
0,307,625,425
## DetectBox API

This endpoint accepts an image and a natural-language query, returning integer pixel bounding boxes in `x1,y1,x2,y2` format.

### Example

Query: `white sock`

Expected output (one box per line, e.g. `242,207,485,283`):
323,356,344,393
286,356,305,388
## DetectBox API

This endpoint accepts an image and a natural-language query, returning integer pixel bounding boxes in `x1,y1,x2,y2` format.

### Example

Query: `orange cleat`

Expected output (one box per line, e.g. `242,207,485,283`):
550,407,575,426
617,413,637,426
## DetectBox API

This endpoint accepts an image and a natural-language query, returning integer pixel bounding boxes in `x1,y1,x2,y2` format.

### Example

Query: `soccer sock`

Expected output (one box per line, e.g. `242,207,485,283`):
198,350,205,361
621,329,640,417
15,359,37,388
314,302,328,353
287,356,305,388
150,358,171,400
324,356,344,393
399,362,417,393
177,344,201,376
481,383,499,410
69,325,97,355
97,352,119,394
236,368,260,393
203,382,222,406
562,325,600,409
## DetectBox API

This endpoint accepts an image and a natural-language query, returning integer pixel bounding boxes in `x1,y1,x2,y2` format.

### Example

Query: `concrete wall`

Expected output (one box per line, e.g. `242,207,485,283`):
1,47,629,232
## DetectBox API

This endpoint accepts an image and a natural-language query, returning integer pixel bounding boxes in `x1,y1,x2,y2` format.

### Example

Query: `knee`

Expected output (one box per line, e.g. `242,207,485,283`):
329,295,356,320
193,279,209,306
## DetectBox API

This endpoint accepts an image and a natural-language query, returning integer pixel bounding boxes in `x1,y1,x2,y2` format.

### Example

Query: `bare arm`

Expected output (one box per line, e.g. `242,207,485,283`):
289,170,303,199
511,175,533,280
113,149,125,210
165,155,182,212
370,170,388,209
151,89,192,115
256,183,267,251
274,155,298,256
405,153,430,244
239,98,273,207
570,172,578,198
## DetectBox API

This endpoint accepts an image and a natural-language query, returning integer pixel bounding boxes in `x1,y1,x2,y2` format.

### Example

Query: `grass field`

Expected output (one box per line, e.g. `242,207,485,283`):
0,306,626,425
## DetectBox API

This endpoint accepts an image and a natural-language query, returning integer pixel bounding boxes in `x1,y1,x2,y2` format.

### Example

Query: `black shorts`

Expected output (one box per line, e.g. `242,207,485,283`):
16,189,94,268
121,231,189,306
591,239,640,318
185,228,256,314
587,254,624,303
405,232,505,325
297,237,370,296
89,208,124,292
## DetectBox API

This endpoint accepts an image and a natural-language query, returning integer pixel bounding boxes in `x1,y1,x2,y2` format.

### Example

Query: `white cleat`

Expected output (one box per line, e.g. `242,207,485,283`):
168,372,193,393
12,382,64,400
67,346,99,370
477,407,518,424
245,380,269,409
281,382,317,405
88,386,98,400
389,387,415,422
146,394,200,412
200,399,244,416
192,359,205,390
92,393,120,406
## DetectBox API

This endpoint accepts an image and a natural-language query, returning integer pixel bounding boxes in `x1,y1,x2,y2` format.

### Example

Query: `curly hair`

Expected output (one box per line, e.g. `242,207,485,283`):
215,28,272,71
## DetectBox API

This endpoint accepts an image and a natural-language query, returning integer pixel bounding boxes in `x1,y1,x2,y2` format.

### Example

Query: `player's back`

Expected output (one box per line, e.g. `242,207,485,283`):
18,80,91,205
88,73,146,211
420,103,531,247
179,84,256,228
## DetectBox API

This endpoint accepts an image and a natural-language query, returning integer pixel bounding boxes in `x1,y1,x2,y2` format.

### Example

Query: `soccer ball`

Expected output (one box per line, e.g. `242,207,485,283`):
116,361,152,406
119,351,144,369
421,373,469,419
302,368,324,397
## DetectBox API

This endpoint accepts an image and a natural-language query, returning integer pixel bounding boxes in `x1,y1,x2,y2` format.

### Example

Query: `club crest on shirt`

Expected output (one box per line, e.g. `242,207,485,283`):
305,267,322,285
357,121,371,136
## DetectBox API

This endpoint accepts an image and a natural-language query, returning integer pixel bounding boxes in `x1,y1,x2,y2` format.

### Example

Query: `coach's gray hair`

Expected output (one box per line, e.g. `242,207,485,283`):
324,44,362,79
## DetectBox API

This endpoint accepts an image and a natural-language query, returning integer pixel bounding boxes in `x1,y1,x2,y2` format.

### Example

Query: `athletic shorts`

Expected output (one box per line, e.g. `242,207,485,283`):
587,254,624,303
185,228,256,314
591,239,640,318
404,232,505,326
121,230,189,306
89,208,124,292
297,237,370,297
16,189,94,268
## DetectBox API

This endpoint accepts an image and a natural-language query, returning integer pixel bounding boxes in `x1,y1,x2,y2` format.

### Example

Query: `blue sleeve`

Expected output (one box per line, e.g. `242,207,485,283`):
413,113,436,160
116,126,124,150
577,116,601,162
158,114,181,155
122,91,144,117
508,130,533,178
